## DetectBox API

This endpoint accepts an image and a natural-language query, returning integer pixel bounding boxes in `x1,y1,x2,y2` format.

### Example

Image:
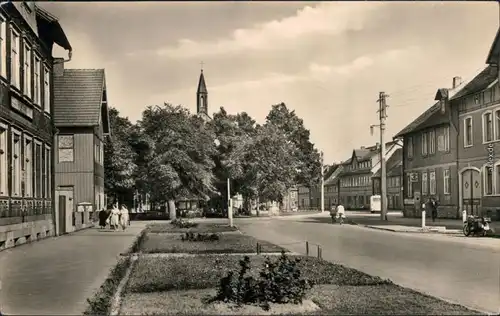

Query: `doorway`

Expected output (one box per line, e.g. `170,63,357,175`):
461,169,481,216
56,187,74,234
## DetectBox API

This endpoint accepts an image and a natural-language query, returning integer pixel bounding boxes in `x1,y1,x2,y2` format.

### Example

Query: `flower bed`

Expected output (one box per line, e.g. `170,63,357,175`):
147,222,239,234
120,254,479,315
139,233,286,254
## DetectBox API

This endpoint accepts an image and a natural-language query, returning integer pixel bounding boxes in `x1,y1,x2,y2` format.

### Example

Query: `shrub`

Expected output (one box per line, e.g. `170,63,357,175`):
170,218,198,228
212,251,314,310
181,232,220,242
83,256,130,315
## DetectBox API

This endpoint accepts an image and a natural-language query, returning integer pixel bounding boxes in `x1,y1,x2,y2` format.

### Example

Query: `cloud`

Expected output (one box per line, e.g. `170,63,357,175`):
307,45,421,80
154,2,386,59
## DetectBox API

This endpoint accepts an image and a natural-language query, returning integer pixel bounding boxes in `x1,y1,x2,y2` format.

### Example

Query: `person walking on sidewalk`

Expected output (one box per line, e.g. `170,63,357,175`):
431,197,439,222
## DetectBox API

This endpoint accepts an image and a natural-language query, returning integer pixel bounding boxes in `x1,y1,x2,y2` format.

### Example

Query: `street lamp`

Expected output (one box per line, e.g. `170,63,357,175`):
214,139,233,227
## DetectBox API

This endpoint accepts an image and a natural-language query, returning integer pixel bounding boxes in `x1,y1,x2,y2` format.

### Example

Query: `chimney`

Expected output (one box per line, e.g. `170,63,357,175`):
452,76,462,89
360,146,365,149
53,58,65,77
376,142,380,149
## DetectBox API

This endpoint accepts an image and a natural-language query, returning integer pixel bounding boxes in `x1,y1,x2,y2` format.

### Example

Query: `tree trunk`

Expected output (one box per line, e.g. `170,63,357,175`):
168,200,176,220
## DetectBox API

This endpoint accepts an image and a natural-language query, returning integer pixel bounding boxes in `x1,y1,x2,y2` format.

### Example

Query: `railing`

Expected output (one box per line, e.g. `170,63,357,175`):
255,240,323,260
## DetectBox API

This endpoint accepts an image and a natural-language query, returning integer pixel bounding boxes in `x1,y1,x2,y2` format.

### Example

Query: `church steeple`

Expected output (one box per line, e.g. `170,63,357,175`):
197,66,208,116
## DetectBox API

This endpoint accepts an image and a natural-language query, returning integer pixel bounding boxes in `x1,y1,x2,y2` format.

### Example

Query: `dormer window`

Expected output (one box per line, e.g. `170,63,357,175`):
474,94,480,105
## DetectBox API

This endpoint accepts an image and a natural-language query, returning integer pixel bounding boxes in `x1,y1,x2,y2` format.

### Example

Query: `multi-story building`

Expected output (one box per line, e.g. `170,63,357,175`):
338,141,400,209
372,148,403,209
395,27,500,220
0,3,71,250
324,164,342,209
394,77,463,218
53,63,110,234
297,185,310,209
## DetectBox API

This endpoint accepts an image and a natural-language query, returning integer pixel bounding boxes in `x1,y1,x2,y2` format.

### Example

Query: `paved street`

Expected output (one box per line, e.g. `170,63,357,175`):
0,222,146,315
236,215,500,314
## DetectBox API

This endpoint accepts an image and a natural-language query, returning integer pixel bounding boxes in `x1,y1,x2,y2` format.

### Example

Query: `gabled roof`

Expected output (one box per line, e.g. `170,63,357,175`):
35,5,72,51
325,164,344,185
197,70,207,94
449,65,497,101
486,27,500,65
53,69,108,130
394,66,495,138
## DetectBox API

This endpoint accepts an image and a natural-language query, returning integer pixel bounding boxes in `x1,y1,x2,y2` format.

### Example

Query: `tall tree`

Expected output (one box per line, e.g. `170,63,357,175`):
209,107,257,206
138,103,217,219
266,103,322,187
104,107,137,208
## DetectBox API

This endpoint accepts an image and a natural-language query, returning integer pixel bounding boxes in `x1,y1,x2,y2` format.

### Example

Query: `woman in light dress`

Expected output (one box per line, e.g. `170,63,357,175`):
120,205,130,231
108,203,121,231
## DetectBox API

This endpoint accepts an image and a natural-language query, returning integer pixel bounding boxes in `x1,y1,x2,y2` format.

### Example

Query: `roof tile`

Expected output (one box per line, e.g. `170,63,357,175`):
53,69,105,127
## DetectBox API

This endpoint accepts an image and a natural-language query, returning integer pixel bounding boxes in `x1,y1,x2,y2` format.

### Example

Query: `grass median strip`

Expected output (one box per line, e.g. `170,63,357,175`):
140,233,286,254
147,222,239,234
121,254,479,315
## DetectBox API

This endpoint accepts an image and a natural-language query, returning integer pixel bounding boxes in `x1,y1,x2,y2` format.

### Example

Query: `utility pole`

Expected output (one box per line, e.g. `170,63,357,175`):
378,92,389,221
320,151,325,212
227,178,233,227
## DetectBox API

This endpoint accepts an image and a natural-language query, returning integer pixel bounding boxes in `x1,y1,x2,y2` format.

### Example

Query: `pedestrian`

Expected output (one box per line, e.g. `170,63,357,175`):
336,203,346,224
431,197,438,222
120,205,130,231
98,208,107,229
109,203,121,231
330,204,337,224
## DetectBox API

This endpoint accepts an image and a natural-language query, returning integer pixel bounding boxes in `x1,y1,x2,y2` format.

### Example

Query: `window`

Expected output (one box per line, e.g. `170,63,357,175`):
443,126,450,152
58,135,74,162
429,170,436,195
0,14,6,79
429,130,436,154
483,111,493,143
24,136,32,197
407,174,413,198
41,144,46,198
421,171,428,195
0,123,7,196
94,143,98,162
496,165,500,195
495,109,500,141
34,141,42,198
23,43,31,97
444,169,451,195
99,140,103,164
11,130,21,196
33,55,41,105
474,94,480,105
421,132,428,156
464,117,473,147
43,66,50,113
10,28,20,88
485,165,493,196
407,137,413,158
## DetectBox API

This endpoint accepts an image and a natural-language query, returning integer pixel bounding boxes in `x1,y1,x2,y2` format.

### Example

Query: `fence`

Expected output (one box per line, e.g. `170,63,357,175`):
255,240,323,260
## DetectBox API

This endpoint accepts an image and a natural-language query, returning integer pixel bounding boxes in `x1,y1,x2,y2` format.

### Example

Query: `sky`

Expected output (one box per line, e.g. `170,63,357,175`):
42,1,499,164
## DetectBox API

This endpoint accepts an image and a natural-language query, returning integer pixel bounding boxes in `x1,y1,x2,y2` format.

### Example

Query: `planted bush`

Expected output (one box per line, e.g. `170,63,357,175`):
181,232,220,242
171,218,198,228
212,251,314,310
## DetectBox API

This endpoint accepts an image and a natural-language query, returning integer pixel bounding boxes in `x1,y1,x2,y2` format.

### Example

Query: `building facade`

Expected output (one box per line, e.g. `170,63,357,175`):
372,148,403,209
0,3,71,250
53,64,110,234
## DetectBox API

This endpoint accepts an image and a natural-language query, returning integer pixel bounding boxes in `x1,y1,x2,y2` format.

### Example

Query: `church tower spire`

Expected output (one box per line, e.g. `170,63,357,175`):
197,63,208,116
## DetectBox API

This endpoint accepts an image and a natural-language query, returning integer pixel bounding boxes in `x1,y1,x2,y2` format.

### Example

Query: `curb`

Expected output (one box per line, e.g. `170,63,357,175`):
110,254,138,316
122,252,301,258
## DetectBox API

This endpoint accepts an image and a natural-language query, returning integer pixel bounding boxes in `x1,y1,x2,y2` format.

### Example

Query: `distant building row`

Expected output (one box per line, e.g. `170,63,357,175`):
288,141,403,212
1,2,111,251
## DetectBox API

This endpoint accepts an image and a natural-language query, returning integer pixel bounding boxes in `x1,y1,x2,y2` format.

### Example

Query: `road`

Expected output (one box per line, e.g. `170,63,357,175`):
0,222,146,315
236,213,500,314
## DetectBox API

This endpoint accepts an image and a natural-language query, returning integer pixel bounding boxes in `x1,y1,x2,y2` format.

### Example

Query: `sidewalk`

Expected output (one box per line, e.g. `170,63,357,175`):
350,215,498,236
0,222,147,315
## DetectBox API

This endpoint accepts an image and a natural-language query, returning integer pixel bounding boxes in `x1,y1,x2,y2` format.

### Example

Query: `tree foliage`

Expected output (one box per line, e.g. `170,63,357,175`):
136,104,217,206
266,103,322,187
104,107,137,207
